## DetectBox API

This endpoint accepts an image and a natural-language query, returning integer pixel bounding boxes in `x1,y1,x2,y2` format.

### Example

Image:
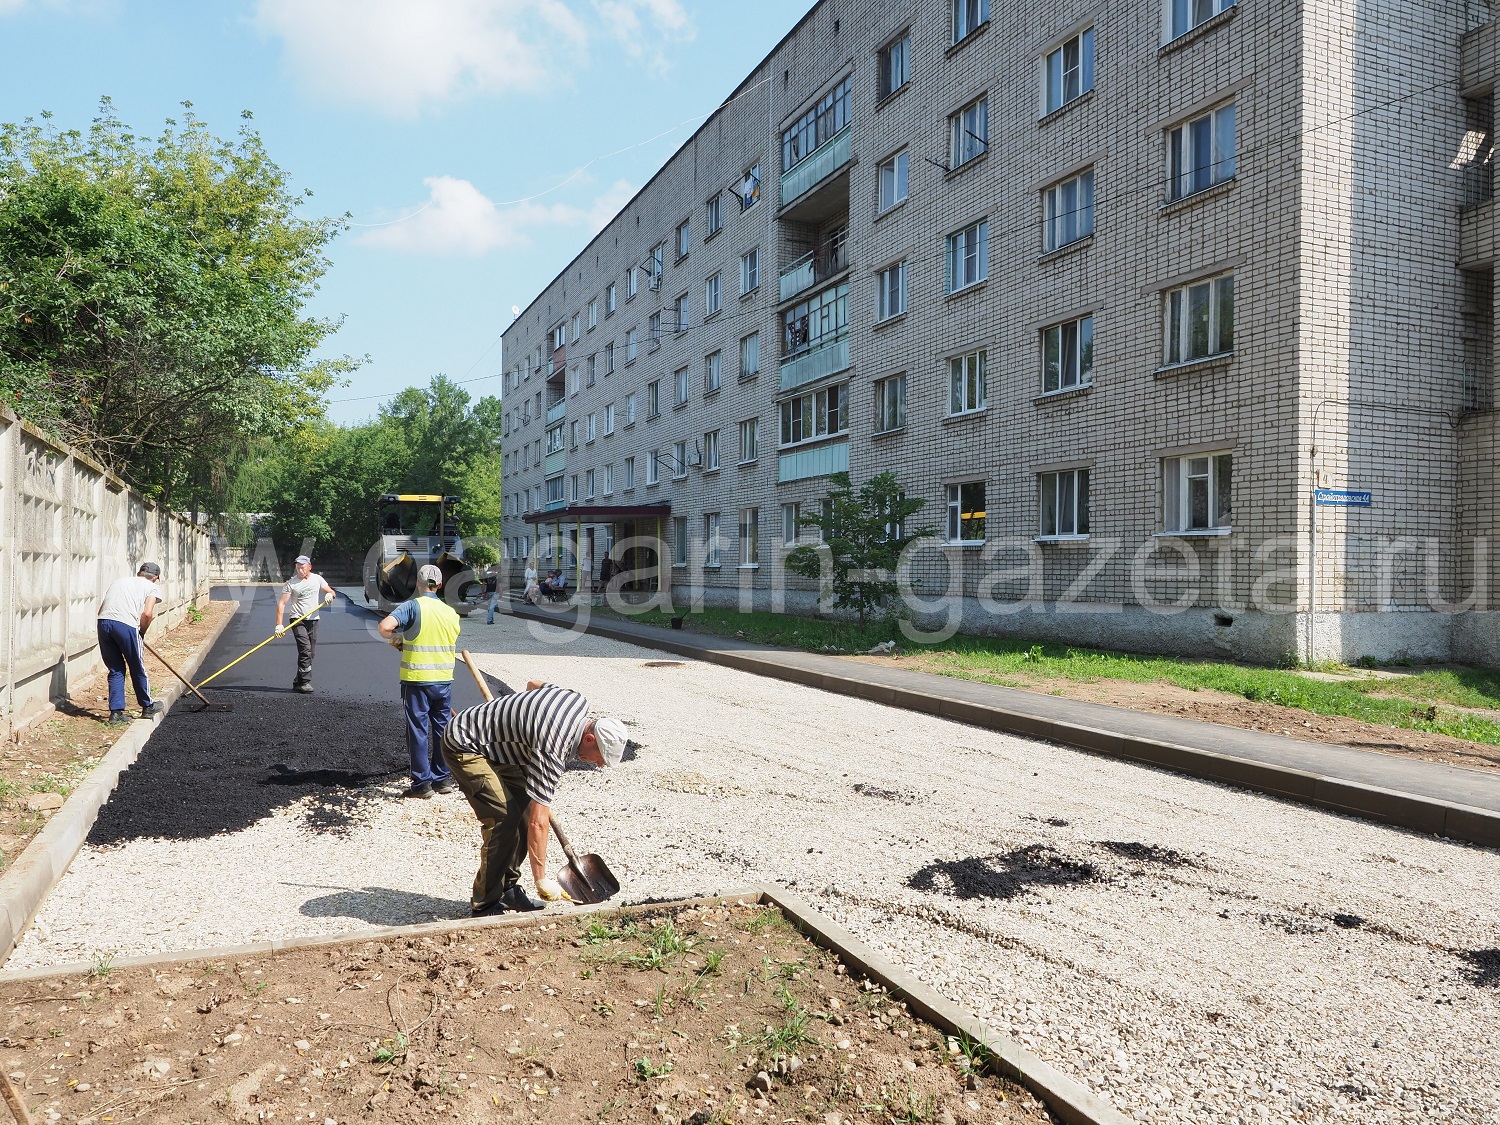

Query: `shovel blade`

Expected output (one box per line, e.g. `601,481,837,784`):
556,853,620,904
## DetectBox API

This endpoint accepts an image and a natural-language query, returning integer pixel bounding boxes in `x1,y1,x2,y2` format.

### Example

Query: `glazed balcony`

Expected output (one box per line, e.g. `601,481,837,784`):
780,126,851,210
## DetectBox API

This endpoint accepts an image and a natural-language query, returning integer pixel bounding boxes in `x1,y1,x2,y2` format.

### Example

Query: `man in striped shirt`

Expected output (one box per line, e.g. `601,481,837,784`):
443,681,628,915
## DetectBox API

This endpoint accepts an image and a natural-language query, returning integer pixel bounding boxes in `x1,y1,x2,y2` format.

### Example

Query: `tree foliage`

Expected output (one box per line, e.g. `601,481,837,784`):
0,98,354,509
785,471,935,625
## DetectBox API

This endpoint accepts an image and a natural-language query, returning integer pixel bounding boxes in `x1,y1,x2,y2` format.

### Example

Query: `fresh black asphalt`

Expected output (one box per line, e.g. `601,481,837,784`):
87,587,505,845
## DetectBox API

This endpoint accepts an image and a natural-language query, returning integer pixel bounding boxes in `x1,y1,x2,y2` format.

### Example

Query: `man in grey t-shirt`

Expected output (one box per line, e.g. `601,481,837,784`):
274,555,335,693
96,562,164,723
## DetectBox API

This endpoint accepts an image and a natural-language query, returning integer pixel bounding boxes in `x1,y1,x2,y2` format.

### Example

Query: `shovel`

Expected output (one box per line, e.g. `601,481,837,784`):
141,638,233,713
460,649,621,905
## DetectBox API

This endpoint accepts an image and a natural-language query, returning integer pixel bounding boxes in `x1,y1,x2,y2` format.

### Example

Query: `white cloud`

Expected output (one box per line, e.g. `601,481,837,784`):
357,175,635,257
256,0,694,116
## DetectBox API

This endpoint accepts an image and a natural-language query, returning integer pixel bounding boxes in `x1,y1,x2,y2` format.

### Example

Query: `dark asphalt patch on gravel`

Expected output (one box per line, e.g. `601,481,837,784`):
1096,841,1196,867
1462,948,1500,987
907,845,1100,901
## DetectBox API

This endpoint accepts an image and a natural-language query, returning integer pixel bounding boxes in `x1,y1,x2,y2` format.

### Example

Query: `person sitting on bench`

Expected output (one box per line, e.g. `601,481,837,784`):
539,569,568,600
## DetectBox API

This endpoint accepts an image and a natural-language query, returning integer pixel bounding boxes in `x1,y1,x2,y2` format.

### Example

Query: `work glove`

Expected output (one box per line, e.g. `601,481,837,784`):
324,592,335,604
274,625,287,637
536,877,573,903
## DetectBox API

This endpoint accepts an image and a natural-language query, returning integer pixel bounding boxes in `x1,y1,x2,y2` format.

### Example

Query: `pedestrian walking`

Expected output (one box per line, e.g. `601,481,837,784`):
442,680,627,914
598,551,615,594
274,554,336,694
378,563,461,799
484,563,501,624
96,562,165,724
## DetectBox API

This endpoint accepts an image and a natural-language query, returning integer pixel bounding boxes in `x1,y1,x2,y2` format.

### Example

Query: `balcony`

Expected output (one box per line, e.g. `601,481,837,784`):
777,439,848,484
779,231,848,303
780,126,851,209
778,334,850,394
545,498,568,512
546,399,567,425
544,449,566,476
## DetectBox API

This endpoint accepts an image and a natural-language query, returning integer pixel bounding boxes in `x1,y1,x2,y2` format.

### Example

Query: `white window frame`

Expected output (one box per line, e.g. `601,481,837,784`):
647,380,660,418
1043,169,1095,252
625,392,637,426
741,248,760,293
1042,315,1094,393
739,507,760,567
740,332,761,379
952,0,989,43
946,219,988,292
646,450,660,486
588,299,598,328
626,327,638,363
673,293,688,332
706,193,722,235
672,440,688,479
1038,468,1090,538
739,417,759,463
675,366,690,406
585,468,595,500
704,351,722,393
778,383,848,448
946,480,987,544
676,219,690,259
875,373,906,433
570,314,580,342
1167,102,1237,201
626,267,638,300
704,513,722,567
950,97,989,168
705,273,723,317
704,429,720,472
876,260,907,322
948,349,987,415
1163,273,1234,366
1043,28,1094,114
672,516,688,566
624,456,635,490
603,463,614,496
782,502,802,545
586,412,596,443
605,283,617,315
1162,452,1233,532
878,31,910,100
878,150,908,212
604,342,615,374
603,402,615,435
1168,0,1235,41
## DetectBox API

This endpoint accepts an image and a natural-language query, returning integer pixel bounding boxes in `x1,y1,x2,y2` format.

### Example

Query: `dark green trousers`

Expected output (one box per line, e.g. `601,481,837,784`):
448,751,530,912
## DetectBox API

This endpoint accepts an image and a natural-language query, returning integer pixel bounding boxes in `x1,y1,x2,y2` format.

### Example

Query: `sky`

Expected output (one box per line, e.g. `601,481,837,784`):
0,0,814,425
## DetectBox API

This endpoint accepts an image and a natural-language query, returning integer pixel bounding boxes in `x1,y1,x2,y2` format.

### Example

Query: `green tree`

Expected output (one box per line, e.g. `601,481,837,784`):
785,471,935,626
0,99,355,510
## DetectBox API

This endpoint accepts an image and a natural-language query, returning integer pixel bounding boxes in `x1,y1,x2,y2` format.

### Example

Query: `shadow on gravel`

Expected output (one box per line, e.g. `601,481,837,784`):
1462,948,1500,987
1096,841,1196,867
299,886,465,926
907,845,1100,901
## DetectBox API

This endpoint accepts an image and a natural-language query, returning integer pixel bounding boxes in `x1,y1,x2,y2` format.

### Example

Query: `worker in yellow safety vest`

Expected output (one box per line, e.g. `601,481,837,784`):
378,563,462,799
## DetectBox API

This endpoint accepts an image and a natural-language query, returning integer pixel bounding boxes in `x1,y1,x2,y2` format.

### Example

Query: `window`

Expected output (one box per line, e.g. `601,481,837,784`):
624,456,635,490
545,423,564,454
551,323,566,351
648,310,662,348
741,248,760,293
950,98,989,168
673,292,688,332
947,480,987,543
706,194,722,235
570,314,580,342
875,373,906,432
739,164,761,210
603,463,614,496
1043,169,1095,251
704,513,722,567
625,267,637,300
586,412,596,442
571,475,579,501
568,366,580,396
878,150,908,211
740,332,761,378
647,380,660,418
546,478,564,506
779,383,848,446
587,354,597,386
672,440,688,479
949,349,987,414
782,76,851,172
878,32,910,100
647,243,664,289
1164,274,1234,365
740,508,760,566
626,328,639,363
586,469,595,499
1163,453,1232,531
603,402,615,435
647,450,660,486
588,299,598,328
1168,102,1236,201
952,0,989,43
605,283,617,315
675,366,690,406
604,342,615,374
705,273,723,317
570,420,580,448
1044,28,1094,114
946,220,988,291
704,429,720,471
1043,316,1094,393
783,282,848,356
672,516,688,565
782,502,801,545
1169,0,1235,39
877,261,907,321
625,391,637,425
739,418,758,462
1039,469,1090,537
676,219,690,259
704,351,722,393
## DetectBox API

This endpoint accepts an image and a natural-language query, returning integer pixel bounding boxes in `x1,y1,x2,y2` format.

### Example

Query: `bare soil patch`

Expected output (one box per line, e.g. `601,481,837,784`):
0,902,1052,1125
0,599,234,871
854,654,1500,775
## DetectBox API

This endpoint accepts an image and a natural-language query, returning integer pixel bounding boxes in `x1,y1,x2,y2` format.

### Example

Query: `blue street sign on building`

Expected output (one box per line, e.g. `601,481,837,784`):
1314,488,1373,507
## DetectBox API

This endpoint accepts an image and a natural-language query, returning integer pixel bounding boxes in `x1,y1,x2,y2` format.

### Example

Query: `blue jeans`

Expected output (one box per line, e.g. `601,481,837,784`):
98,619,153,712
485,592,499,624
402,681,453,785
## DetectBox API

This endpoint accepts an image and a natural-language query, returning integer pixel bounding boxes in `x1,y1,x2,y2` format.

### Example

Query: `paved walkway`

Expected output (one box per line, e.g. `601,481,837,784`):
365,592,1499,847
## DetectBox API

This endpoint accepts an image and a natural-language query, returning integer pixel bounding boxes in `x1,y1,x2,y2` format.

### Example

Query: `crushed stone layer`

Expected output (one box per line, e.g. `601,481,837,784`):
11,616,1499,1125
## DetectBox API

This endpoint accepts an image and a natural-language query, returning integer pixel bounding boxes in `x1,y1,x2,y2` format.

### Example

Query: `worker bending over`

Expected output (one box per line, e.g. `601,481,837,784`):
378,563,461,799
442,681,627,915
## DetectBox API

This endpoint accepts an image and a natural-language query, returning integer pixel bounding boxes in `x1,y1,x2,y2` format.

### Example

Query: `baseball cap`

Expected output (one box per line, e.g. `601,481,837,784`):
417,563,443,587
590,717,628,766
294,554,312,565
137,562,161,579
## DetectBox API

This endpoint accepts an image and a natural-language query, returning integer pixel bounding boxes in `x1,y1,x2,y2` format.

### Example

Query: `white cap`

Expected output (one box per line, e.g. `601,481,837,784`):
294,555,311,565
417,563,443,588
590,717,628,766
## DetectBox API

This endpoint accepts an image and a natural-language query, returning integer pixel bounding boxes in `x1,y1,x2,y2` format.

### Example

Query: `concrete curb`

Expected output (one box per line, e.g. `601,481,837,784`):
0,884,1124,1125
499,604,1500,850
0,602,241,962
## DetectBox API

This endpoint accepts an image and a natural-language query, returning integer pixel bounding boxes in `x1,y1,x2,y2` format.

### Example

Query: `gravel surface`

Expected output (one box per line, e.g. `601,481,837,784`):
11,615,1500,1125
